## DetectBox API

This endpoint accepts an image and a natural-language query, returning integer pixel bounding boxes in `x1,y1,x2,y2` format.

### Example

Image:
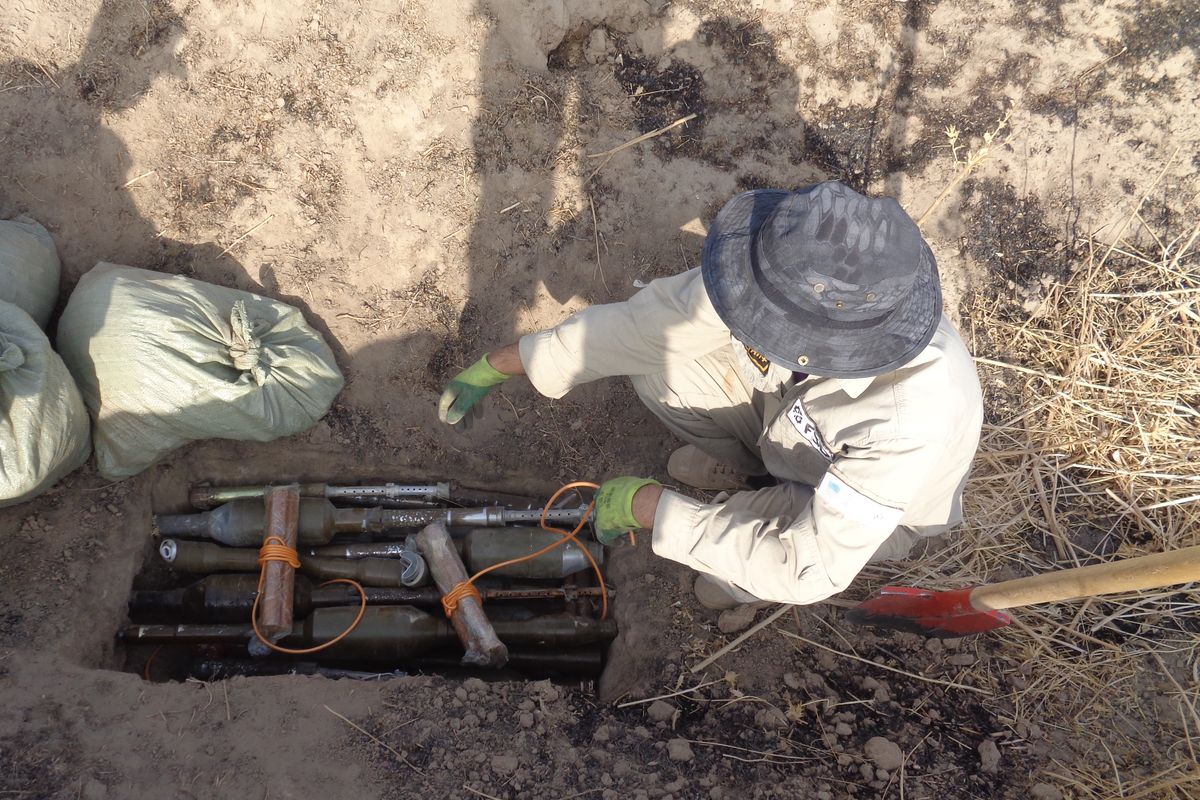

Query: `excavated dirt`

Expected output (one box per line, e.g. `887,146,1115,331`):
1,0,1198,798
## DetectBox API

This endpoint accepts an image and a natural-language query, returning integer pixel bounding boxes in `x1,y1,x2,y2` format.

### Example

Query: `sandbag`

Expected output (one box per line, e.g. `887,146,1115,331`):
57,264,344,480
0,300,91,507
0,216,61,330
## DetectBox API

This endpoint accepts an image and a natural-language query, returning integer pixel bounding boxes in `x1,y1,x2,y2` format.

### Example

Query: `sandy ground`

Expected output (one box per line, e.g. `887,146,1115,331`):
1,0,1198,798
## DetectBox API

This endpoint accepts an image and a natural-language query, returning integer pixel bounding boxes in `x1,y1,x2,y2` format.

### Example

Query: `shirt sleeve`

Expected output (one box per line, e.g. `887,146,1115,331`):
650,437,951,604
517,268,730,399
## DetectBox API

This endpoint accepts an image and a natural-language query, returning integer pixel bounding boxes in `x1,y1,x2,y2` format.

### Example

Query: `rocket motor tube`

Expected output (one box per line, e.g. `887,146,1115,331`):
128,574,605,623
154,499,590,546
119,606,618,660
158,539,423,588
308,528,604,578
163,531,599,582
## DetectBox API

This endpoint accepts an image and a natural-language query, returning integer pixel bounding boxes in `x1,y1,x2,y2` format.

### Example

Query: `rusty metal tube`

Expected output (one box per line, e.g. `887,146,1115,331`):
254,486,301,653
415,522,507,668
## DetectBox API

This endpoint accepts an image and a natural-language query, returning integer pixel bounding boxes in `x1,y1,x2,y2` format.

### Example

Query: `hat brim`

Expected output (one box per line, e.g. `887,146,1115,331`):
700,189,942,378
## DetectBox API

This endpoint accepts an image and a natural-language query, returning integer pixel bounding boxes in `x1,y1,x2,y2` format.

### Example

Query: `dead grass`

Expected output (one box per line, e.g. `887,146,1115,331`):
875,161,1200,796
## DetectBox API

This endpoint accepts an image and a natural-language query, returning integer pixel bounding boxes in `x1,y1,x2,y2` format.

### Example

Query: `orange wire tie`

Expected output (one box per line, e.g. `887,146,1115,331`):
251,536,366,654
441,581,482,618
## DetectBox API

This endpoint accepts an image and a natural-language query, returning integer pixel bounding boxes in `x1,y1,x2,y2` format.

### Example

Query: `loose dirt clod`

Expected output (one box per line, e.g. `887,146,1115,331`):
864,737,904,772
979,738,1002,773
666,738,694,762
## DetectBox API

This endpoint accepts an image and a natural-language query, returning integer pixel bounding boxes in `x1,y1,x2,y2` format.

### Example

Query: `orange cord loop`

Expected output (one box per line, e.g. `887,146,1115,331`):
251,537,366,654
441,581,482,618
257,535,301,569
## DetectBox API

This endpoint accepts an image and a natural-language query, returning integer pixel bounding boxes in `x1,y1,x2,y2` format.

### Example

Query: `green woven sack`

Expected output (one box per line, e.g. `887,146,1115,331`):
0,300,91,507
0,216,61,331
56,264,345,480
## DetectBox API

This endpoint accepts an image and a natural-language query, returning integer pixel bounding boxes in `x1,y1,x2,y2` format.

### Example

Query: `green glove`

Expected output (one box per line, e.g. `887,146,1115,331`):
438,355,511,426
594,476,660,545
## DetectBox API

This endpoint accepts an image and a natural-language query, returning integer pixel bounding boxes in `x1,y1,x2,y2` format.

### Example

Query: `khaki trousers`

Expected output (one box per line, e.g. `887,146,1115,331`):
630,347,931,572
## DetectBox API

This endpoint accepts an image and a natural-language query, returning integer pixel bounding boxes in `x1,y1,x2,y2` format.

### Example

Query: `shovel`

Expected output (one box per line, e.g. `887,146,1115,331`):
846,544,1200,637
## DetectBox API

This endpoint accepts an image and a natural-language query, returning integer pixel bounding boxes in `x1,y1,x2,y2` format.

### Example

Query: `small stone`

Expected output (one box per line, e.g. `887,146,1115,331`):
948,653,977,666
667,738,694,762
462,713,480,728
1031,784,1062,800
859,764,875,782
978,739,1001,774
593,725,611,742
817,792,833,800
717,603,760,634
454,687,469,701
835,722,852,736
864,737,904,771
783,672,803,690
647,700,677,723
518,712,534,729
585,27,609,63
755,707,789,730
82,781,107,800
491,754,519,775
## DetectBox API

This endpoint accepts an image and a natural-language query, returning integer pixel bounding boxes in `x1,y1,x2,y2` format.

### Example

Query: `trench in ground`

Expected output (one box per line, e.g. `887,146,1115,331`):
108,458,625,689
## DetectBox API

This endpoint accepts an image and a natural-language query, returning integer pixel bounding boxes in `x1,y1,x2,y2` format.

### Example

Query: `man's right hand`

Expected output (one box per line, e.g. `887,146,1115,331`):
437,355,512,426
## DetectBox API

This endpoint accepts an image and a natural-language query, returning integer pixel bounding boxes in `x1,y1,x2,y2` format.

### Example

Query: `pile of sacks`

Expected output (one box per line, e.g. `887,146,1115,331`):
1,217,344,507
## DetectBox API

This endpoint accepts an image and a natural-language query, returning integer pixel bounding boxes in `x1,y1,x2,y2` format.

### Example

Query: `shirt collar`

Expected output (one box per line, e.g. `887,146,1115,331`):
829,334,943,399
835,376,876,398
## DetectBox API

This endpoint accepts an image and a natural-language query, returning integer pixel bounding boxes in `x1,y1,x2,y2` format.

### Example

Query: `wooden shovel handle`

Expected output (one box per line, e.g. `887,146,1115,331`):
971,544,1200,612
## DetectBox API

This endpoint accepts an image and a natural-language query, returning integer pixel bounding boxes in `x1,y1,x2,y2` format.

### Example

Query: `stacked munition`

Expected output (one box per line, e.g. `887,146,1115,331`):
125,481,615,680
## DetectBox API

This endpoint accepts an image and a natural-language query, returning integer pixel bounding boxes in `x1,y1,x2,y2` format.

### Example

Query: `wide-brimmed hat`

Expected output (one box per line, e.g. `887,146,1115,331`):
701,181,941,378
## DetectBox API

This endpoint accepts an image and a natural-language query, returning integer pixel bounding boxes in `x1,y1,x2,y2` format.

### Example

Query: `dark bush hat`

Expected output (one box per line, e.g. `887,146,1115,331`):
700,181,942,378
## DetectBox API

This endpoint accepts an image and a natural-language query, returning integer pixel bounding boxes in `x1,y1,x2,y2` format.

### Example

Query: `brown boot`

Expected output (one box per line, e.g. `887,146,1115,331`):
693,574,766,611
667,445,751,491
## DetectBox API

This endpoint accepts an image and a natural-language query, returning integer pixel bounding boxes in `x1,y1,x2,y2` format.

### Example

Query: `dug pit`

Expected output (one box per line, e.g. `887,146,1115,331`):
116,480,620,686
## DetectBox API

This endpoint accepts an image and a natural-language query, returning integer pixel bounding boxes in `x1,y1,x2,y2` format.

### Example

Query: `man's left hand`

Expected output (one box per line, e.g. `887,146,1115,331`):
594,476,661,545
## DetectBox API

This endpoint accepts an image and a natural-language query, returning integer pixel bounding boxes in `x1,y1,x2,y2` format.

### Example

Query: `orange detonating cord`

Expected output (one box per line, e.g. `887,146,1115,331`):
442,481,616,621
440,581,482,618
251,536,367,654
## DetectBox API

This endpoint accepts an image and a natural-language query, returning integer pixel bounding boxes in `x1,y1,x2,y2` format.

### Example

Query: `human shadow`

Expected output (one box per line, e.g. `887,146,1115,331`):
1,0,352,394
0,1,339,355
398,1,874,699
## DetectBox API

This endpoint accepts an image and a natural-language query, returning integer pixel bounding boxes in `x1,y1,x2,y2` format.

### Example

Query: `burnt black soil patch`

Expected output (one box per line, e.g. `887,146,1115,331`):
612,53,706,158
1119,0,1200,93
957,177,1069,288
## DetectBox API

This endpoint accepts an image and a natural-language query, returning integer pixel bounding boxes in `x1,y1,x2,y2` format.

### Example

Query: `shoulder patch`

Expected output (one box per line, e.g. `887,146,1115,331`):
785,398,835,461
744,345,770,375
816,472,905,533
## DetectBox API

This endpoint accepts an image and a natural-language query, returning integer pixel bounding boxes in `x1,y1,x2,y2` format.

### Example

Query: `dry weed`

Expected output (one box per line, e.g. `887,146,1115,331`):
878,158,1199,796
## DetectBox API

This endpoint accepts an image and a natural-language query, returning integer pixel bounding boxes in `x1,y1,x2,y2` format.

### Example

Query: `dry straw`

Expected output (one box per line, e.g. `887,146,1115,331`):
873,153,1199,797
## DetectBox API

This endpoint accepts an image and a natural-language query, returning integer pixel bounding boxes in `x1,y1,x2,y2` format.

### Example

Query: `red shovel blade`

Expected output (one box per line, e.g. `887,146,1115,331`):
845,586,1014,638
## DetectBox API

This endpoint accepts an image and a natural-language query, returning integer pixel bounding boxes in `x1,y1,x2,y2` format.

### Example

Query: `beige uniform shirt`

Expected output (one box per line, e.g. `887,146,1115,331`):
519,268,983,604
